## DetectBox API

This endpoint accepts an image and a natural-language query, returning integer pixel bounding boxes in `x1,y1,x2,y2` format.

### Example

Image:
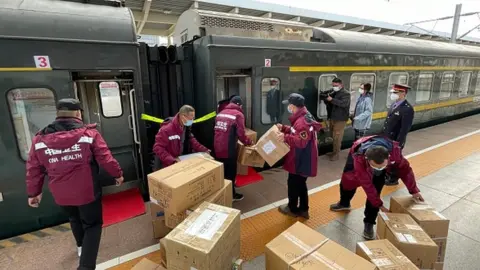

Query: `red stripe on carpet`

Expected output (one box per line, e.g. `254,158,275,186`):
235,167,264,187
102,188,146,227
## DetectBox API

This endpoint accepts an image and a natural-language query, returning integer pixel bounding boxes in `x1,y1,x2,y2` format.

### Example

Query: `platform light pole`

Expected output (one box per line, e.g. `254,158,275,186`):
450,4,462,43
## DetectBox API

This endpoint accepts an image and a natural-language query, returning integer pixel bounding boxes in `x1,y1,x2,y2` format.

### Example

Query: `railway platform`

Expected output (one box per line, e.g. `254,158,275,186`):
1,115,480,270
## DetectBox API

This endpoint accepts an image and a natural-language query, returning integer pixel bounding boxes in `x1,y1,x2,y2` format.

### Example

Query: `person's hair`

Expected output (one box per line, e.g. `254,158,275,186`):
57,110,78,118
332,77,342,84
179,105,195,115
363,83,372,92
365,145,389,164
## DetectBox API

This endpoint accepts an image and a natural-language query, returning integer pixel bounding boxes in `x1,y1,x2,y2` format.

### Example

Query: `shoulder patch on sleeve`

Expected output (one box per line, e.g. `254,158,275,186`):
300,131,308,140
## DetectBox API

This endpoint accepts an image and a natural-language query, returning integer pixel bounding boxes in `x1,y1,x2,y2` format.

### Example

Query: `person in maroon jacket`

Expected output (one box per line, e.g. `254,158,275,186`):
26,98,123,270
330,135,424,240
214,96,253,201
276,93,322,219
153,105,210,170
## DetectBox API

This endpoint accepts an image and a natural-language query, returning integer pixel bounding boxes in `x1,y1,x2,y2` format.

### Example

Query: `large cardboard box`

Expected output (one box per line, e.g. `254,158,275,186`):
131,258,167,270
265,222,376,270
237,142,266,168
356,239,419,269
244,128,258,143
148,156,224,213
164,180,233,228
390,196,449,267
164,202,241,270
377,212,438,270
149,203,172,239
255,125,290,166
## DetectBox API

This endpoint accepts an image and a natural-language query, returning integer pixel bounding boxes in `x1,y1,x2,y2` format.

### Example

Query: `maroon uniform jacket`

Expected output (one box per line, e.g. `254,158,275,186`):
341,135,420,208
153,114,208,168
214,103,252,159
26,118,123,206
280,107,322,177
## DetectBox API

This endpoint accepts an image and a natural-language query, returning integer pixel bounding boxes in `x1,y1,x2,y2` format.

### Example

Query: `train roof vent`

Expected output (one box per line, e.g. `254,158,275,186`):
174,9,314,44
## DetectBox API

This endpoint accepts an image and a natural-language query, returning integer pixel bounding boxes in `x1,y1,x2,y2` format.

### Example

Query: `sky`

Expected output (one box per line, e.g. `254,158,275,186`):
256,0,480,39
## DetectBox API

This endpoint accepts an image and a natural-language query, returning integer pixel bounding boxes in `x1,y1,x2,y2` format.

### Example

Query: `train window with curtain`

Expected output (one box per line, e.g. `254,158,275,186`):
386,72,408,108
440,72,455,99
416,72,434,103
351,73,376,114
99,81,123,118
459,72,472,97
7,88,57,160
261,77,281,124
474,73,480,95
317,74,337,118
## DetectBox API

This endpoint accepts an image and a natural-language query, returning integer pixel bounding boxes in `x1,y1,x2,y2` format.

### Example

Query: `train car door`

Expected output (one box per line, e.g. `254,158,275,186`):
252,67,290,135
74,79,140,194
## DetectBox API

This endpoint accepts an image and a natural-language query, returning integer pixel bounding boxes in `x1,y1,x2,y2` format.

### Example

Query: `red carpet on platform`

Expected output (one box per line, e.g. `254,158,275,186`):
102,188,146,227
235,167,264,187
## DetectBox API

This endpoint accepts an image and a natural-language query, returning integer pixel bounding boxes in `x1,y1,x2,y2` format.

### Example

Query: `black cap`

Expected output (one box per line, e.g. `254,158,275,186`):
282,93,305,107
230,96,243,106
57,98,83,111
391,84,410,93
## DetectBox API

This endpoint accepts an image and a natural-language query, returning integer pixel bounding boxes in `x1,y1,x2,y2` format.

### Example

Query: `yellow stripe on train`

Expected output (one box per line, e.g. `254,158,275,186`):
141,111,217,124
289,66,480,72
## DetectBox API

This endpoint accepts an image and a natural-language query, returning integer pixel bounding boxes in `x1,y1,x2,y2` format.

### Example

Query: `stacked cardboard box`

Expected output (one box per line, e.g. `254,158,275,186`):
164,180,232,228
265,222,376,269
147,156,226,231
150,203,172,239
356,239,419,269
377,212,438,269
163,202,241,270
390,196,450,269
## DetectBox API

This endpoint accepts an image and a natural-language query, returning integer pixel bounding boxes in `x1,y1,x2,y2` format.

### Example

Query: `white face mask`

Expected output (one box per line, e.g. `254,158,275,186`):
333,86,340,91
390,93,399,101
358,88,364,94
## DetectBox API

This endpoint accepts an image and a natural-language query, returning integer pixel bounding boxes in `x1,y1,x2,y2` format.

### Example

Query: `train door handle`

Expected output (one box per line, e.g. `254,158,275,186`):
129,89,140,145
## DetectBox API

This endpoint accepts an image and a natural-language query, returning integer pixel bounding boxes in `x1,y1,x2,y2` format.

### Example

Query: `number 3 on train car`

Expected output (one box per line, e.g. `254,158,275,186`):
33,55,51,68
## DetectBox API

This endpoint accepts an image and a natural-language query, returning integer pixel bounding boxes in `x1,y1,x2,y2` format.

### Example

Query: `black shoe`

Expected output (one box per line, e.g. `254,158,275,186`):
233,193,244,202
278,205,298,217
299,211,310,219
329,202,351,212
385,177,399,186
363,222,375,240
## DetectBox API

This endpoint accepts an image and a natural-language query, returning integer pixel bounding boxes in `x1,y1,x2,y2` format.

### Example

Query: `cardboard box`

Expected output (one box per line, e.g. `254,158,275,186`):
237,163,248,175
159,238,167,268
434,262,444,270
244,128,258,143
131,258,167,270
237,142,266,168
164,180,233,228
265,222,376,270
356,239,419,269
377,212,438,270
390,196,449,265
148,156,224,212
178,152,213,161
255,125,290,166
164,202,241,270
149,203,172,239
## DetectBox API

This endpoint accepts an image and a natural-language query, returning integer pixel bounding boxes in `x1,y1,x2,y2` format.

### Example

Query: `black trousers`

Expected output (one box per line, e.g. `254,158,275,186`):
339,173,386,225
217,157,237,195
287,173,309,213
354,129,367,141
62,198,103,270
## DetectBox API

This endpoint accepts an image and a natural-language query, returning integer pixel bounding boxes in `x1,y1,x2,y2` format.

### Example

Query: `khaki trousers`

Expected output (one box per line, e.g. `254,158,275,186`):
329,120,346,156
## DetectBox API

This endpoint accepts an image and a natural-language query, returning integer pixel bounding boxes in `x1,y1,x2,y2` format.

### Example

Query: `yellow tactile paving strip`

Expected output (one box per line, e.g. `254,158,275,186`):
109,134,480,269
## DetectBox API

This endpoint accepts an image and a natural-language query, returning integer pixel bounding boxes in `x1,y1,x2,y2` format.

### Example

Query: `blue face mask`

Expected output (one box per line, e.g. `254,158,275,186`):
185,119,193,126
287,106,293,114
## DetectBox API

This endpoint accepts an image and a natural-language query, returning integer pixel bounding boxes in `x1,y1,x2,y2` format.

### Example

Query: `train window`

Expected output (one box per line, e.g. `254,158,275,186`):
351,73,376,113
475,73,480,95
99,82,123,118
261,78,281,124
459,72,472,97
387,72,408,108
317,74,337,118
7,88,57,160
416,73,434,103
439,72,455,99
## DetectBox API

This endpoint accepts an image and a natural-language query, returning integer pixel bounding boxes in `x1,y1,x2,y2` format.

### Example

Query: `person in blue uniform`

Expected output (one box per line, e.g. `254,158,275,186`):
382,84,414,186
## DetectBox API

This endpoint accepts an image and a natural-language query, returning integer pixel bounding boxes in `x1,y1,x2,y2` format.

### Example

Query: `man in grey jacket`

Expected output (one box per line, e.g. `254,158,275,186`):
352,83,373,140
325,78,351,161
